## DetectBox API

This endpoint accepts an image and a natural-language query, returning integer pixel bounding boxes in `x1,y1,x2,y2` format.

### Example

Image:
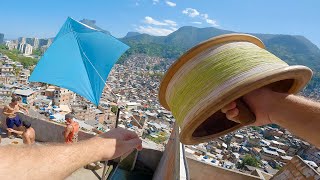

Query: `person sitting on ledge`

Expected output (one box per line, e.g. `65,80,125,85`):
3,96,29,139
7,120,35,145
0,88,319,179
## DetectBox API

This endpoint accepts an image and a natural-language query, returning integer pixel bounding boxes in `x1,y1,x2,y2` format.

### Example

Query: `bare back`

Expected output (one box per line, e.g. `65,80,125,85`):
23,127,35,145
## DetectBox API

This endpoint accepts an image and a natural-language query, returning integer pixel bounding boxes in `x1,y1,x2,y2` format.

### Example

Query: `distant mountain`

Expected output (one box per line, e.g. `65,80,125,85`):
124,32,141,38
254,34,320,70
118,26,320,91
119,26,320,70
79,19,111,35
76,20,320,91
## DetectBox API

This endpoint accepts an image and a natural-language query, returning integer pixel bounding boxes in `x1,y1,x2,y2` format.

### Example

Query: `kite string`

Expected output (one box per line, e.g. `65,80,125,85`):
71,31,119,104
80,46,119,103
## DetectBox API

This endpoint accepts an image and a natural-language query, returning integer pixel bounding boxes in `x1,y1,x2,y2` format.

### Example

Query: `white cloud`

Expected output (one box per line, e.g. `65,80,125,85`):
170,27,178,31
164,19,177,26
152,0,159,5
136,26,175,36
205,18,218,27
201,13,208,19
200,13,218,27
182,8,219,27
182,8,200,17
144,16,177,26
165,1,176,7
144,16,168,26
192,21,202,25
138,16,178,36
135,16,178,36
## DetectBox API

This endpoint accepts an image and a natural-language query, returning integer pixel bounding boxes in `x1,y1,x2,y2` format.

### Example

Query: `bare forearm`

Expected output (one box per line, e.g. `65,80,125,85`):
270,93,320,147
12,130,23,135
0,138,111,180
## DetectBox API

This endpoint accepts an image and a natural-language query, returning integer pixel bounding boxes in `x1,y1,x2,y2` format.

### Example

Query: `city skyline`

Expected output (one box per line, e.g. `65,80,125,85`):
0,0,320,47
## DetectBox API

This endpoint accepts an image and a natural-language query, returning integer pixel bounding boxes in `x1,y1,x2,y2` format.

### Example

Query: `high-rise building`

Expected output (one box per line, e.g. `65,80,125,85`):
0,33,4,44
6,41,18,50
25,37,40,49
17,43,24,52
26,38,34,45
18,37,26,44
38,39,48,47
33,38,39,49
17,43,33,55
47,38,53,46
24,44,33,55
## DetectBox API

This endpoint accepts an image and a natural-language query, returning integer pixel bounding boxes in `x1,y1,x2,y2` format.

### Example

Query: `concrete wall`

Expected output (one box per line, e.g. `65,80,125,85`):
0,109,94,143
137,148,163,172
153,123,181,180
187,157,262,180
271,156,320,180
152,123,263,180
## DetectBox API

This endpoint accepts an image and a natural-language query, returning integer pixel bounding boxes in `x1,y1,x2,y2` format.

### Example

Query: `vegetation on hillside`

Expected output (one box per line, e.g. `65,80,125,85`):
118,41,184,64
0,44,38,68
32,48,43,56
238,154,261,168
118,26,320,92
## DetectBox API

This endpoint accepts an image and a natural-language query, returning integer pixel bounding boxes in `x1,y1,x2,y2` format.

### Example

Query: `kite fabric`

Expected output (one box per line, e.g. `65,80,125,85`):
29,17,129,105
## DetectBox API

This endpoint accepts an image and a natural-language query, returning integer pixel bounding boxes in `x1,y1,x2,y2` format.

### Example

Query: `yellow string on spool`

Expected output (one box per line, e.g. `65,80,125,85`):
168,42,288,125
159,34,312,145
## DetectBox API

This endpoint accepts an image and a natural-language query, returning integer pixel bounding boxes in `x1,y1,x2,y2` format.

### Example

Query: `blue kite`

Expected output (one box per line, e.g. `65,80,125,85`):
29,17,129,105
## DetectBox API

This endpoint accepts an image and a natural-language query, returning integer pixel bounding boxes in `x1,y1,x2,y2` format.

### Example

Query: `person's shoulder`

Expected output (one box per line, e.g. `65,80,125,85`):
27,128,35,133
22,131,29,137
67,125,73,130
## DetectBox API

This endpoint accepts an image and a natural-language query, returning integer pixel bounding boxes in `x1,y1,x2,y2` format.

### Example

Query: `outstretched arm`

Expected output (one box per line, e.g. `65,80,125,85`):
7,128,23,135
222,88,320,147
0,128,142,180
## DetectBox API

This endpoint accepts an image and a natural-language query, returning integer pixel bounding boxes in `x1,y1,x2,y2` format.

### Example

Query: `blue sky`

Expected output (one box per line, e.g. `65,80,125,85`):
1,0,320,47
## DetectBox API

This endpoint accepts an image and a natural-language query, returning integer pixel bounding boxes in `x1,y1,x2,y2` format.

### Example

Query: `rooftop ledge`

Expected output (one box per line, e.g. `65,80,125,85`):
1,108,314,179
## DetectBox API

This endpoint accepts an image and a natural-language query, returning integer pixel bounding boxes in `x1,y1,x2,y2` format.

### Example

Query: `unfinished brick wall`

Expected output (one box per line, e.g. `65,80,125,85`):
271,156,320,180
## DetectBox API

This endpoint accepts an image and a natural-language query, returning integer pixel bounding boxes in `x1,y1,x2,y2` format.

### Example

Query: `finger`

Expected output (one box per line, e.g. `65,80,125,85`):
136,144,143,151
125,137,142,150
122,129,139,140
226,108,239,120
221,102,237,113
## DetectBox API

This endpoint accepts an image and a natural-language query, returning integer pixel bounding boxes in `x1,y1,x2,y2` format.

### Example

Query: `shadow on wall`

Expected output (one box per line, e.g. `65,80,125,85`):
0,109,94,143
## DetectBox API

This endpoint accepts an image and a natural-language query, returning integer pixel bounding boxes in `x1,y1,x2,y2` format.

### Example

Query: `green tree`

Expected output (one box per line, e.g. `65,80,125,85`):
0,44,8,50
275,164,281,170
239,155,261,168
251,126,261,131
32,48,43,56
146,134,168,144
111,105,118,114
0,47,38,68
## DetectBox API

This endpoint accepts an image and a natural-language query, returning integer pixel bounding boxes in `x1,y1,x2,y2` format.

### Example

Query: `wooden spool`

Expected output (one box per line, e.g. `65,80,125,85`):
159,34,312,145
